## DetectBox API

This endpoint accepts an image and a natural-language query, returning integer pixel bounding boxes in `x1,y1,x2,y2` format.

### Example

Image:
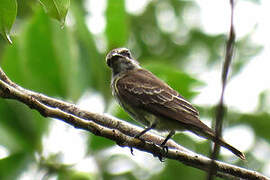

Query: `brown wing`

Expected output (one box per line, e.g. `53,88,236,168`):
116,69,212,132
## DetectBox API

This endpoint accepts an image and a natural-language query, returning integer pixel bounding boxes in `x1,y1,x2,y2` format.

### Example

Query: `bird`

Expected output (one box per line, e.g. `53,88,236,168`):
106,47,245,160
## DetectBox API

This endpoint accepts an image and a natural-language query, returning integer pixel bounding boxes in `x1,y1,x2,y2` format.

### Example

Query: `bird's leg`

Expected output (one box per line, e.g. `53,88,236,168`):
134,123,156,140
161,130,175,153
129,124,156,156
155,130,175,162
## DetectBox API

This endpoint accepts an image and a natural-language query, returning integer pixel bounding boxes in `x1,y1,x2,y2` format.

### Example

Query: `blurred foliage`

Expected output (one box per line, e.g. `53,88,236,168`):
0,0,17,43
0,0,268,180
0,152,32,180
106,0,128,49
231,112,270,143
150,160,210,180
232,35,263,77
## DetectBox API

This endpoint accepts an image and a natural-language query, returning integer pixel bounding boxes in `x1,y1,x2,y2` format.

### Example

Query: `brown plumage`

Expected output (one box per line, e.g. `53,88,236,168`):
107,47,245,160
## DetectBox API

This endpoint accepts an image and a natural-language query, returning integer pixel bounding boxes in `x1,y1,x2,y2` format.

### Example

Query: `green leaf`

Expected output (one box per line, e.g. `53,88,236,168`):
106,0,128,48
0,152,32,180
58,171,96,180
0,0,17,43
232,36,262,77
50,19,82,100
150,160,205,180
236,113,270,142
71,1,111,101
2,8,80,98
0,100,48,152
39,0,70,25
88,135,115,152
0,38,25,85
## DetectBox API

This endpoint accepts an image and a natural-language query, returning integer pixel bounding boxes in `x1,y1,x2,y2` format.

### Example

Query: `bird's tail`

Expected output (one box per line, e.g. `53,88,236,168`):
187,119,246,160
194,126,246,160
216,137,246,160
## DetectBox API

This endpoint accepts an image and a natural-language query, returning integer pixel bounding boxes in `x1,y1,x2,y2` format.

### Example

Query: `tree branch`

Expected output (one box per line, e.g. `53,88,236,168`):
0,67,268,180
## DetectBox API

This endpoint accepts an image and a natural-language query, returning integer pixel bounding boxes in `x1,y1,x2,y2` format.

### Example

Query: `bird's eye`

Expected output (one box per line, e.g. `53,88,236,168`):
121,50,131,58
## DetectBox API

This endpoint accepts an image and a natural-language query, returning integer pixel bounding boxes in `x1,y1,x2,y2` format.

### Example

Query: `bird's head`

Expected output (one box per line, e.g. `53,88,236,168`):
106,48,140,75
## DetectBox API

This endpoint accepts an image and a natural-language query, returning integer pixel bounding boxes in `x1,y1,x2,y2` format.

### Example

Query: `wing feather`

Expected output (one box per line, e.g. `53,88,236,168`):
116,69,203,126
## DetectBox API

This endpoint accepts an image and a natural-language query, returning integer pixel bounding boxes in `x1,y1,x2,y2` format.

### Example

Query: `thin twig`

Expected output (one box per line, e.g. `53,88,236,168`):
208,0,236,179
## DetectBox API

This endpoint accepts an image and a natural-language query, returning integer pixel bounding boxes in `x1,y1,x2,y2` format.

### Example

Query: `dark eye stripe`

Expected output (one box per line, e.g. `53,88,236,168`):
107,56,118,67
107,58,112,67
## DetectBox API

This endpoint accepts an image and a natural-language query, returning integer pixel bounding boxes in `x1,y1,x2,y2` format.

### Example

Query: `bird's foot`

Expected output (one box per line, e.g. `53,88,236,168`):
151,143,169,162
158,155,165,162
157,143,169,162
130,147,134,155
161,145,169,155
156,147,167,162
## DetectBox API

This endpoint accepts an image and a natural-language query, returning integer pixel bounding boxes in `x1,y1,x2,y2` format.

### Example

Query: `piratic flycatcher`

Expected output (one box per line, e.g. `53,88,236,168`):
106,47,245,160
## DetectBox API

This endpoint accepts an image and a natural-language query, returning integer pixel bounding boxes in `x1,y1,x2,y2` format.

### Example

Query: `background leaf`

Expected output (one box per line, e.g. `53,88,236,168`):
2,8,78,98
0,152,32,180
39,0,70,25
0,0,17,43
106,0,128,49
